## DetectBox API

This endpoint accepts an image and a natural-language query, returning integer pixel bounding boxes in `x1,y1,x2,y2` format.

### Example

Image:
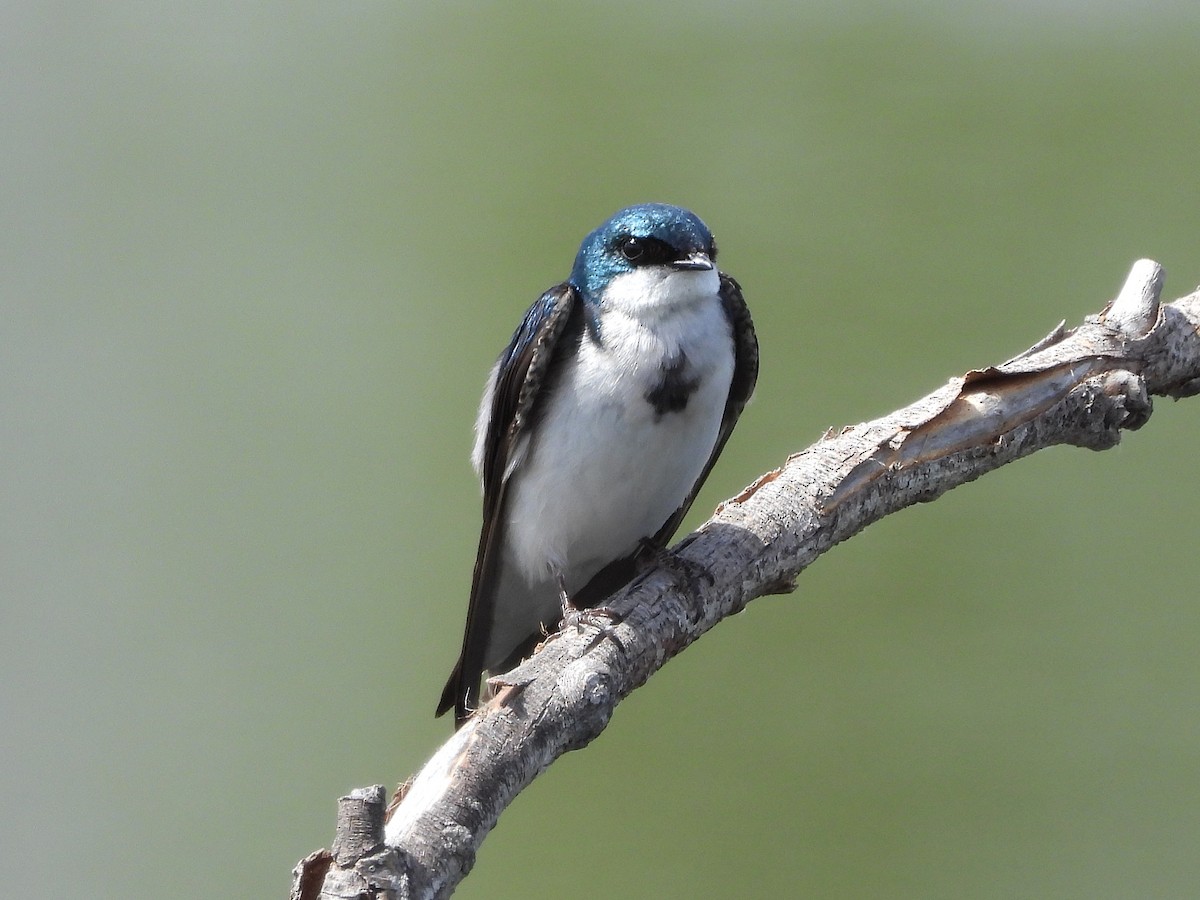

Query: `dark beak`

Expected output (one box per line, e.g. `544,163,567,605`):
671,251,714,272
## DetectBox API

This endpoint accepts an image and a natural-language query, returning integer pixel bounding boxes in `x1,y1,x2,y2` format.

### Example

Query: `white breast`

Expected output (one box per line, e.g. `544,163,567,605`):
501,266,734,593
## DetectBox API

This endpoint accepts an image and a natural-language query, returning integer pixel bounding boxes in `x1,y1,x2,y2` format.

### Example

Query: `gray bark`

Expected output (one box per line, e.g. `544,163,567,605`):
292,260,1200,900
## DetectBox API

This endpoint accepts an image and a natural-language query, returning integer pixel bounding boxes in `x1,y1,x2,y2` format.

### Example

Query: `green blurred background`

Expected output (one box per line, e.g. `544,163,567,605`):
4,3,1199,897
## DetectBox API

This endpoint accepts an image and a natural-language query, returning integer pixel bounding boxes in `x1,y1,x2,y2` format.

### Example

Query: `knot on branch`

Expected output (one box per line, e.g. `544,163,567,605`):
1099,370,1152,431
1066,369,1152,450
357,847,409,897
559,664,614,750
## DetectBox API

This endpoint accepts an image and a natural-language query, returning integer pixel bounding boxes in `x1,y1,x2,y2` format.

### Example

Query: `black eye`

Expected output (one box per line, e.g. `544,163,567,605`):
618,235,645,262
617,235,674,266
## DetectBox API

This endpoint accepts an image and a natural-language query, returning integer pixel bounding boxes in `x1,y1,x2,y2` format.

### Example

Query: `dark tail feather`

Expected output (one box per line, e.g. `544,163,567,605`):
436,659,466,724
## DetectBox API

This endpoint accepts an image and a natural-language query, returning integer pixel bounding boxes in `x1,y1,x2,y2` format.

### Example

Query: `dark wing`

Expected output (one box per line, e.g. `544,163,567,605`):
647,272,758,549
436,283,582,724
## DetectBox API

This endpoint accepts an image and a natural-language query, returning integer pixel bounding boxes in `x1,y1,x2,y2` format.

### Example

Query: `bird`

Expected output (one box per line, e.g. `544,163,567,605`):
437,202,758,726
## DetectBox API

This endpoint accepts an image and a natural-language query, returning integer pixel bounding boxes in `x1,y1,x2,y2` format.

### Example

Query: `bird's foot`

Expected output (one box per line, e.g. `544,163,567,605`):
559,600,623,633
551,577,626,654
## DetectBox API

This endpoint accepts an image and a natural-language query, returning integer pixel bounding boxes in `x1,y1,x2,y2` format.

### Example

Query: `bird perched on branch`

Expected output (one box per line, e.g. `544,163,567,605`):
438,203,758,726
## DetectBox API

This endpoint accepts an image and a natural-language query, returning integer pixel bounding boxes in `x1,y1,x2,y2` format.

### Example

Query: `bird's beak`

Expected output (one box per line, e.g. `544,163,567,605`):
671,252,714,272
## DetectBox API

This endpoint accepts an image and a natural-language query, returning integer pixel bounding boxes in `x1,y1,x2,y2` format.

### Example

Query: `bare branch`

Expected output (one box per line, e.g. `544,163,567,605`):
296,260,1200,899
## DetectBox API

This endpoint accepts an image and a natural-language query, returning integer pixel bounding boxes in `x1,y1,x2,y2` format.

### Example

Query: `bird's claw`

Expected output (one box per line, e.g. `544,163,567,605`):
551,600,626,655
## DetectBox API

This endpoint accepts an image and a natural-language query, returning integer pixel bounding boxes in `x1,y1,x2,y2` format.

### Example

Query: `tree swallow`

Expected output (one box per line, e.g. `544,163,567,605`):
437,203,758,725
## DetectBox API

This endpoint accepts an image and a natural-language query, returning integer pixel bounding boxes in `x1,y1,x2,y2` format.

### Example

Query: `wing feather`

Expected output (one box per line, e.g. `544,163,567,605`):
437,283,581,723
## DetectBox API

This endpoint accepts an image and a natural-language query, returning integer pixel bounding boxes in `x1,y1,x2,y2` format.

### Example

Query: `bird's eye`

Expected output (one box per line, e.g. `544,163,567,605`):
618,236,645,262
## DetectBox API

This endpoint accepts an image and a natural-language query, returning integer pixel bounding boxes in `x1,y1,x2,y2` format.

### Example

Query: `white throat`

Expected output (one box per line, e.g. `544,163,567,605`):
600,266,721,319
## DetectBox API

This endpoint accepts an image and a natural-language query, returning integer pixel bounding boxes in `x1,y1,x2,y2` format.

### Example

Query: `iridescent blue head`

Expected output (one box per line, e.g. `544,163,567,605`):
568,203,718,304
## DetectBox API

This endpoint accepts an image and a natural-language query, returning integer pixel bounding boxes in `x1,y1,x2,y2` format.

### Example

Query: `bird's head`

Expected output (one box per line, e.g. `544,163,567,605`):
569,203,719,313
